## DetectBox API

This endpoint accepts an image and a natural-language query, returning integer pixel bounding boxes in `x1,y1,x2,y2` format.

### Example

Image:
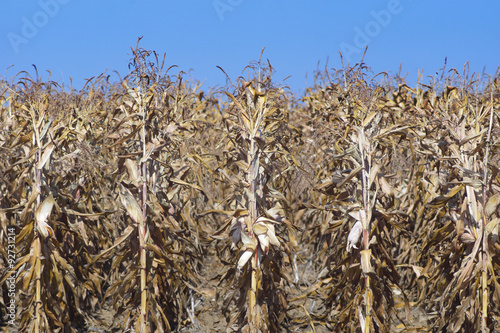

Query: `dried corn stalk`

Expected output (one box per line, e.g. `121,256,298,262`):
207,57,299,332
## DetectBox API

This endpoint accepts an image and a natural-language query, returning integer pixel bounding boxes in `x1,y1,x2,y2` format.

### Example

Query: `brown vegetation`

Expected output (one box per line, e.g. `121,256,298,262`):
1,44,499,332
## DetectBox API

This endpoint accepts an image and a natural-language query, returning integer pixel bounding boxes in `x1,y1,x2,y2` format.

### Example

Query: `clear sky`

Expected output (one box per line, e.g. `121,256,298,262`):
1,1,499,94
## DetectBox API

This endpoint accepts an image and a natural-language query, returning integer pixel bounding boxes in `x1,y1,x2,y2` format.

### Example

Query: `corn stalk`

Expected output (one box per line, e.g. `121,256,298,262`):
229,81,269,332
139,85,149,332
33,104,44,333
210,58,298,332
355,123,377,333
120,47,151,332
0,77,95,332
246,86,264,331
30,101,56,332
479,88,495,332
89,40,200,332
313,60,402,332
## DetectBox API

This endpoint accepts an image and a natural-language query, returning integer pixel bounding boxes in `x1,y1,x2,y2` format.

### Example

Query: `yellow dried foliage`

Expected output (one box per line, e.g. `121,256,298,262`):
0,48,499,333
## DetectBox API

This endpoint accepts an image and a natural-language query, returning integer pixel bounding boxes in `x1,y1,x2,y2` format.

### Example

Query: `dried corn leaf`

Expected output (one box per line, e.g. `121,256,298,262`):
35,195,55,238
485,193,500,217
36,142,55,170
426,184,465,209
238,250,254,270
118,183,144,225
91,225,135,263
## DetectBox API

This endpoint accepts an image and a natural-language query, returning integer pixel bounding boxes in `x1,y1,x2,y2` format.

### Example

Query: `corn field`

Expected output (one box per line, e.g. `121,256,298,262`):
1,44,500,332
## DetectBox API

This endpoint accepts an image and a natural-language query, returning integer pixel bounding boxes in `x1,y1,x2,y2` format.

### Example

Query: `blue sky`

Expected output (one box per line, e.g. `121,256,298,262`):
1,1,499,94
